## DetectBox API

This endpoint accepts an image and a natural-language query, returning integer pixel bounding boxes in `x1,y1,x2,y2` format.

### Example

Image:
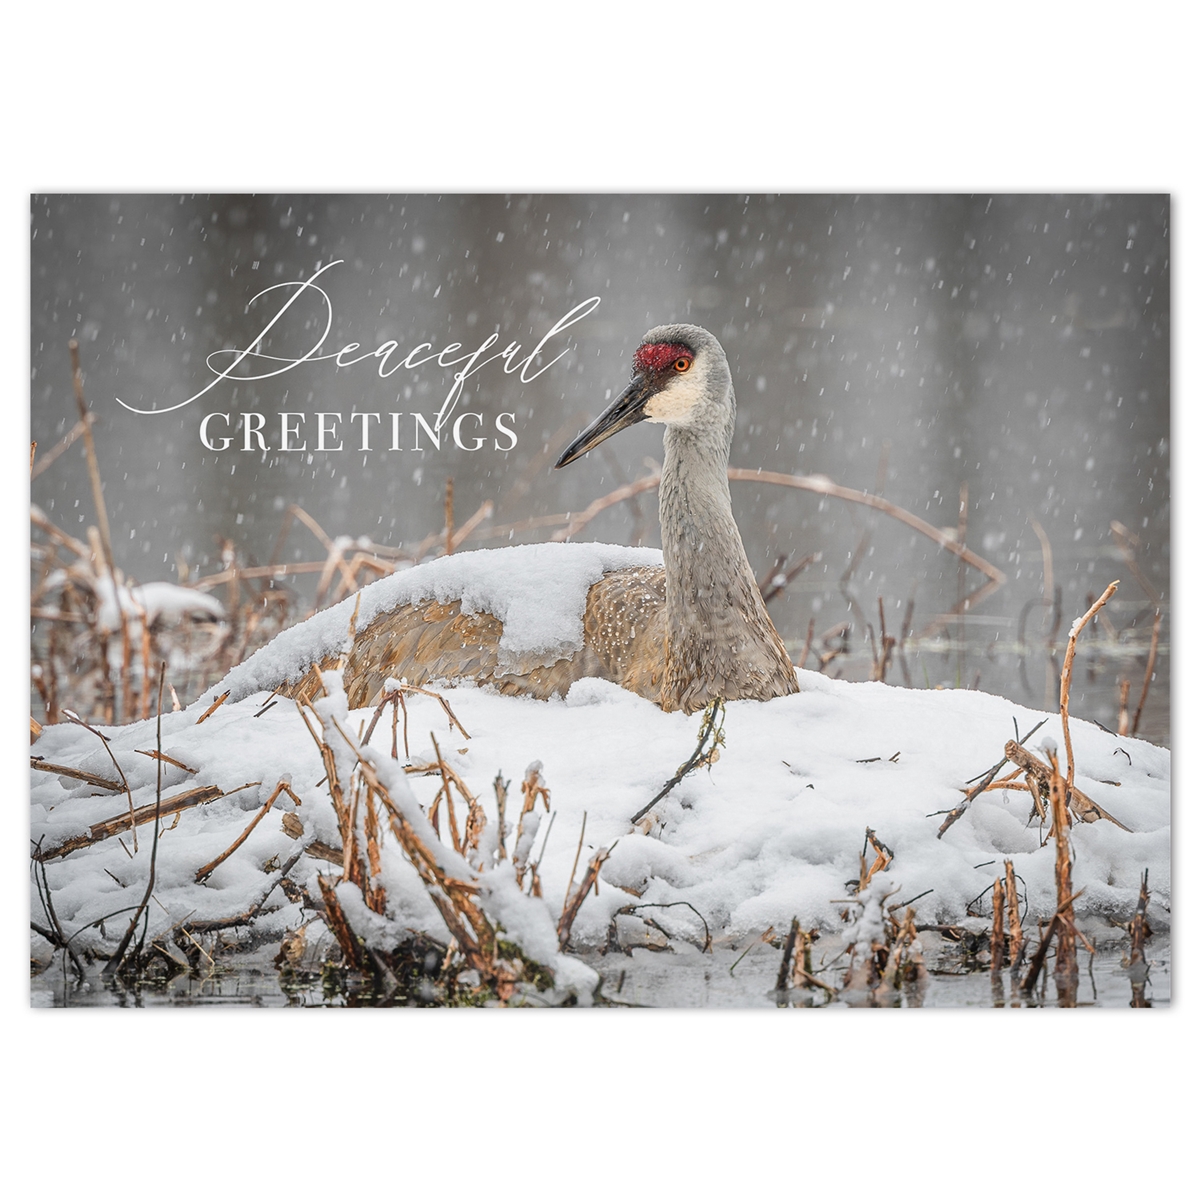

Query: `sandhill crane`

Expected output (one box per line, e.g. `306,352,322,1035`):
243,324,800,714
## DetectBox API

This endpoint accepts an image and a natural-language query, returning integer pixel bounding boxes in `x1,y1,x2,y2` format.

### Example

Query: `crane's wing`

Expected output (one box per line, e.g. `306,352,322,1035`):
283,564,667,709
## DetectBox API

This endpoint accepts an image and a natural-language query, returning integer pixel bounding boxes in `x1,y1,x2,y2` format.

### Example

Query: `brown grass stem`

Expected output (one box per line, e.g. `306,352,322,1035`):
1130,610,1162,737
1059,581,1118,793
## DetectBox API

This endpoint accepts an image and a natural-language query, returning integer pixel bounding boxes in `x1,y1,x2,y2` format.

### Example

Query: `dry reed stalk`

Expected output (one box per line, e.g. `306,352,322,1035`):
194,779,303,882
100,663,166,979
65,707,142,851
1028,514,1055,629
727,467,1006,577
362,788,387,913
549,473,662,542
30,758,122,791
511,764,551,891
1130,610,1162,737
990,877,1006,971
858,827,893,891
428,732,463,854
1004,860,1023,968
1059,580,1118,795
443,477,455,555
797,617,816,670
1018,888,1083,995
73,338,133,723
759,551,820,604
313,543,360,609
195,691,230,724
872,596,896,682
30,507,91,558
937,718,1046,838
494,773,509,860
30,416,89,479
1110,521,1162,605
1129,869,1151,966
1002,740,1127,829
1117,678,1132,737
69,342,115,575
295,699,356,876
446,498,496,553
563,812,588,910
369,780,498,980
329,722,499,970
34,784,228,862
316,874,365,968
789,925,835,994
775,916,801,993
1045,748,1078,999
557,843,612,951
875,907,928,999
1128,868,1151,1006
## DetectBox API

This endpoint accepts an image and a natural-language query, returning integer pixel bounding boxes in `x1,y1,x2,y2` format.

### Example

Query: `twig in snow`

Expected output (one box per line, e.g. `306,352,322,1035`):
195,691,230,723
631,698,725,825
101,663,167,979
194,779,304,883
557,841,614,951
936,717,1047,838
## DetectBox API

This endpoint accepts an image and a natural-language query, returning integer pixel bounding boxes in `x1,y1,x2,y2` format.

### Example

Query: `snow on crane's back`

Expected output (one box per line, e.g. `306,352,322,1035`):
201,542,664,706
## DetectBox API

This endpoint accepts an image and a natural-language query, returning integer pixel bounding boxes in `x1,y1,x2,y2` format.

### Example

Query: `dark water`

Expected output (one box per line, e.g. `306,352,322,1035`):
30,936,1169,1009
30,195,1170,743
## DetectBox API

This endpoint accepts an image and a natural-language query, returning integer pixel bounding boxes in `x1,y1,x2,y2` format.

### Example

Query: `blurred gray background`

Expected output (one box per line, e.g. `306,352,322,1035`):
30,194,1170,741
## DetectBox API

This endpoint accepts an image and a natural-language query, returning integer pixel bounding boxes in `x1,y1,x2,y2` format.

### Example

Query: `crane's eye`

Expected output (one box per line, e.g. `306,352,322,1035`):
674,357,691,372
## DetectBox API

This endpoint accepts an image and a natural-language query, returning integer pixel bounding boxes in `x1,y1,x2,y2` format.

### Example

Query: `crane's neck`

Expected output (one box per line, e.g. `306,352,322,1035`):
656,398,798,712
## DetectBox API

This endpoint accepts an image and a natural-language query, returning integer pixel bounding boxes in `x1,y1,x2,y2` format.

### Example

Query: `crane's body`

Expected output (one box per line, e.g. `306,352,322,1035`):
256,324,800,714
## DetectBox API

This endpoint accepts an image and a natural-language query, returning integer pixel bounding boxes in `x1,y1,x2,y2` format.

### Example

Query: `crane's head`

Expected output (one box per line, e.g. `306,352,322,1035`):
555,323,731,468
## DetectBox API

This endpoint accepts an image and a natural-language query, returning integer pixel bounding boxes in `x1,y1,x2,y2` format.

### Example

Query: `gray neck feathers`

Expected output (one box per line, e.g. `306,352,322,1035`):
656,378,796,710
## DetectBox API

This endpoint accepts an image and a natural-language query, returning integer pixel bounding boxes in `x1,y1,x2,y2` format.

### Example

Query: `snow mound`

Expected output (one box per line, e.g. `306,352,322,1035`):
31,664,1170,996
203,542,663,704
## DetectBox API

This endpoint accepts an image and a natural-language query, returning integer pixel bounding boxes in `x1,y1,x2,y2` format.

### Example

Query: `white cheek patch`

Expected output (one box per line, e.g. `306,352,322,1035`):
644,373,703,424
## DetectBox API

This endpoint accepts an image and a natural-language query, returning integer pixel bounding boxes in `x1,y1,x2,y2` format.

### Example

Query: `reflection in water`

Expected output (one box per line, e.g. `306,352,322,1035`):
30,938,1170,1009
30,195,1169,744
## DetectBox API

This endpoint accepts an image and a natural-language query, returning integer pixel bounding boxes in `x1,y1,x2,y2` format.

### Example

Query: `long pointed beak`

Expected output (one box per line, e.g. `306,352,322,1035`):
555,374,655,468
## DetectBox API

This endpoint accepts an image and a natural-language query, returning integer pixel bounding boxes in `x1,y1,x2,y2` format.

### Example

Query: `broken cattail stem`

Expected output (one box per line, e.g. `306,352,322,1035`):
563,811,588,910
33,784,230,862
797,617,816,670
1130,610,1162,738
1003,739,1128,829
70,341,115,578
1046,749,1078,999
557,842,612,951
990,877,1005,972
494,773,509,861
775,916,801,994
444,477,454,555
195,691,230,724
1060,581,1118,794
1004,859,1023,969
1019,888,1085,994
30,759,122,791
429,733,463,854
1117,678,1132,737
447,499,495,554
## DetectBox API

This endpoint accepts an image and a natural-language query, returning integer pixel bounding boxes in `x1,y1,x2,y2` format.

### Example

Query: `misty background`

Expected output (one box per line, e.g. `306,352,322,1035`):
30,194,1170,742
